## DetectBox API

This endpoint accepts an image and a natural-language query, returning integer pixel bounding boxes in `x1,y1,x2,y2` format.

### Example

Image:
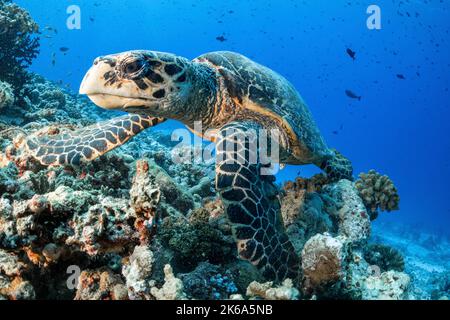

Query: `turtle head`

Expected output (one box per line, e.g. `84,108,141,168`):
79,50,193,117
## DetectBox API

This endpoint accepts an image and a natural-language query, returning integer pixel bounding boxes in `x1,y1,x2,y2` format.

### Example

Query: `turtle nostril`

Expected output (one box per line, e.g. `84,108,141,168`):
93,57,103,66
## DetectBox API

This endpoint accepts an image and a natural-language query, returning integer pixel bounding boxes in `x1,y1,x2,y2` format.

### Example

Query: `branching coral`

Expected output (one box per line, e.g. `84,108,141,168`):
355,170,400,217
0,0,40,91
363,244,405,272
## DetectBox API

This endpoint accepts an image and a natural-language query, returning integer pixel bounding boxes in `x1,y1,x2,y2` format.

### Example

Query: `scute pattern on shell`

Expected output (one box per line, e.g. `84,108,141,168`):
197,51,332,164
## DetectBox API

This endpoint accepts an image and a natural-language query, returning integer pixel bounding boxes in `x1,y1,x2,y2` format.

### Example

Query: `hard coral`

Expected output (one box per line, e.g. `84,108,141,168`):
0,0,40,91
355,170,400,217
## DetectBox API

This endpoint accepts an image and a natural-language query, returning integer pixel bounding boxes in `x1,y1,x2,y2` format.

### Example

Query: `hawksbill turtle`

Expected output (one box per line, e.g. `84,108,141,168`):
26,51,353,282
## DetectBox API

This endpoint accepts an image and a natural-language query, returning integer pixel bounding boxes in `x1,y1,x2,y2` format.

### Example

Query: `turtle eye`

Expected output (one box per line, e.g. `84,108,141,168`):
125,61,141,74
121,59,146,77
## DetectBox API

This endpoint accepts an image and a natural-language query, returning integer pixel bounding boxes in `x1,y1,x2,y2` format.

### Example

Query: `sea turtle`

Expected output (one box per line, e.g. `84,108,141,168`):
26,51,352,282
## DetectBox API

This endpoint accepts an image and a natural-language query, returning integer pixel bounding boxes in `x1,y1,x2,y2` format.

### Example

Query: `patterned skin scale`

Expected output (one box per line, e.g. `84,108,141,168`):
26,50,353,282
27,115,165,166
216,121,299,281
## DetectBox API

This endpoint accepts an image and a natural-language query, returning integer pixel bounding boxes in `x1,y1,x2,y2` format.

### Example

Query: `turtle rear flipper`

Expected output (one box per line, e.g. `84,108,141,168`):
26,114,166,166
215,121,299,282
320,149,353,181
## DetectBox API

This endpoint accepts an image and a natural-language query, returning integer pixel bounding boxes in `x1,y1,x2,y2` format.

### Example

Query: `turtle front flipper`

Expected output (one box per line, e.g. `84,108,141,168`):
215,121,299,282
26,114,166,166
319,149,353,182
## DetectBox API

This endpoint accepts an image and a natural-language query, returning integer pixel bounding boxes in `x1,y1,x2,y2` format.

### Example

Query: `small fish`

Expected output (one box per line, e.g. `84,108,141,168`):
216,35,227,42
396,74,406,80
89,17,95,22
332,130,339,135
345,90,361,101
59,47,69,52
346,48,356,60
44,26,57,34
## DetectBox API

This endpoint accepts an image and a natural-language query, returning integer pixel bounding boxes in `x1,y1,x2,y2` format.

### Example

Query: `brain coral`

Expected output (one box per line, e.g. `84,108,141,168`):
355,170,400,216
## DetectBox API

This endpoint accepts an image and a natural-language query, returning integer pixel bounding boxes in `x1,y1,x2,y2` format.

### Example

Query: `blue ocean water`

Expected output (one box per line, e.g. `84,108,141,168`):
16,0,450,236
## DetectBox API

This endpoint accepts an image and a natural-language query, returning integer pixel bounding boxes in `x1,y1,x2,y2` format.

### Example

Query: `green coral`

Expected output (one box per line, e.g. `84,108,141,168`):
363,243,405,272
0,0,40,91
355,170,400,218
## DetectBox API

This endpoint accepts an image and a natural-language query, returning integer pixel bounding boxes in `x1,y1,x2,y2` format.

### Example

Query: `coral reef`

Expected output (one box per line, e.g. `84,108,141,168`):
0,2,413,298
355,170,400,219
0,0,39,91
0,113,412,301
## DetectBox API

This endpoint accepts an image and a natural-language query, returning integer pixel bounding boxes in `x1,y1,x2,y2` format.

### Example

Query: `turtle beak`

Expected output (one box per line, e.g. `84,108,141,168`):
79,56,114,95
80,55,148,110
